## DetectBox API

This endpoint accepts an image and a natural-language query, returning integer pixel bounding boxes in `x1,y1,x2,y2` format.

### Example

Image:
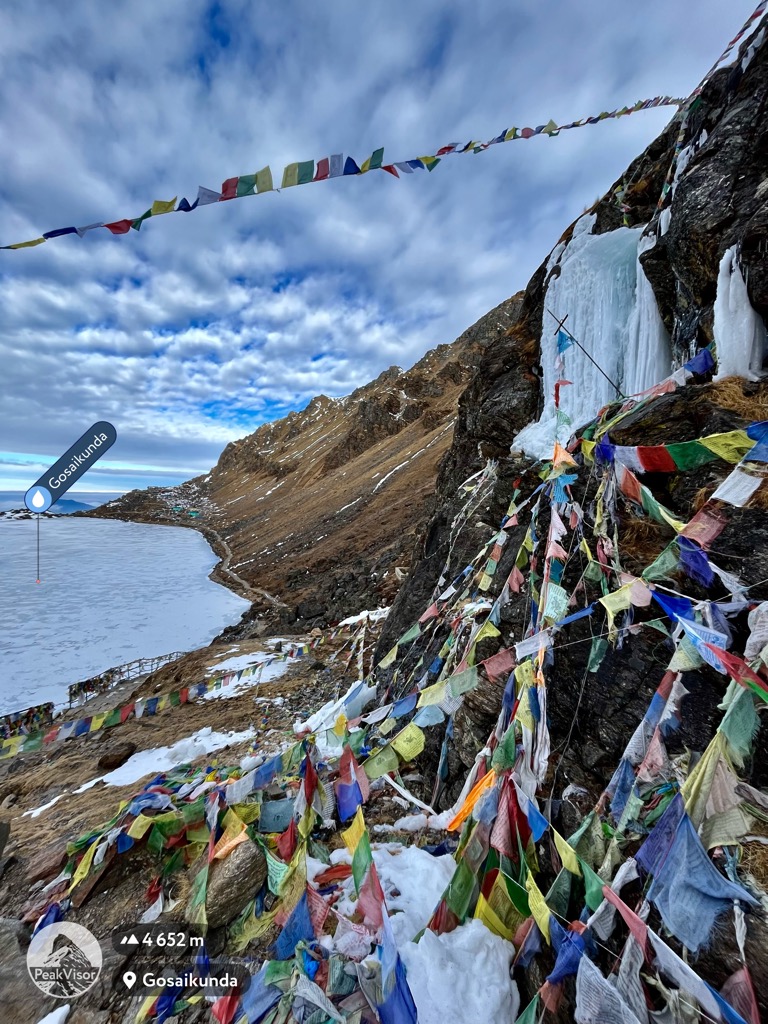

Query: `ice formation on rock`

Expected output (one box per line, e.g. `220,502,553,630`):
515,216,672,458
714,244,766,381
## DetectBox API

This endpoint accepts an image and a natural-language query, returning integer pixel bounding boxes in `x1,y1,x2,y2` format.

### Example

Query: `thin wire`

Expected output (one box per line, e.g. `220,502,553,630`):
545,905,724,1024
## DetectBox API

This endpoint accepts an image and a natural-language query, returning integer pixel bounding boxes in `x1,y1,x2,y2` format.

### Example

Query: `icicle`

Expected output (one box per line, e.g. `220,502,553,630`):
713,245,766,381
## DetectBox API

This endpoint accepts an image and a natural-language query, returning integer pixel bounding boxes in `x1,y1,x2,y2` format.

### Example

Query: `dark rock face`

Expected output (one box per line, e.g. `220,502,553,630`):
97,741,137,771
373,26,768,1017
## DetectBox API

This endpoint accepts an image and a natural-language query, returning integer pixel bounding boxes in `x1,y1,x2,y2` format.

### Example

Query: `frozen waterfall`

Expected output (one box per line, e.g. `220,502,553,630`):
514,216,672,459
713,245,766,382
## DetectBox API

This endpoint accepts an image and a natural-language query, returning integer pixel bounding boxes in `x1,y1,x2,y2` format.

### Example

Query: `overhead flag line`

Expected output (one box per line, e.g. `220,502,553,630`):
1,96,685,251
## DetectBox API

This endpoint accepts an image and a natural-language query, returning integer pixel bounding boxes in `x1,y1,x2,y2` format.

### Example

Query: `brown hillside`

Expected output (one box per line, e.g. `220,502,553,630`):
90,296,522,630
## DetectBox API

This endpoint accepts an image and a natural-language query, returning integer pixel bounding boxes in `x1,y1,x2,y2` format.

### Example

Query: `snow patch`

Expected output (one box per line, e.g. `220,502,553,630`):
400,919,519,1024
338,607,390,626
99,726,257,787
35,1008,71,1024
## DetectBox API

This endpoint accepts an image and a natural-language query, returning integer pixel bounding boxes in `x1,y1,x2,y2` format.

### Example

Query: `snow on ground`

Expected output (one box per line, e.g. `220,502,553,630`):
332,842,455,946
23,727,257,814
100,726,257,786
328,842,518,1024
338,607,390,626
35,1007,71,1024
400,919,519,1024
22,793,68,819
200,651,290,700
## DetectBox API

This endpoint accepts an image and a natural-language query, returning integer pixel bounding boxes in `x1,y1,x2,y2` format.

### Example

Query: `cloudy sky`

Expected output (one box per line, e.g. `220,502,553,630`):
0,1,753,495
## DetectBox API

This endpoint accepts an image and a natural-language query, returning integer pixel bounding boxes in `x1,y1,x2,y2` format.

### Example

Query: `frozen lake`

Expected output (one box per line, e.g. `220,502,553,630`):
0,518,249,714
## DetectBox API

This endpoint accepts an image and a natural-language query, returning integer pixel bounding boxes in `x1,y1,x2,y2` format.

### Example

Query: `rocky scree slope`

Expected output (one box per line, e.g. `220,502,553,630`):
92,297,521,631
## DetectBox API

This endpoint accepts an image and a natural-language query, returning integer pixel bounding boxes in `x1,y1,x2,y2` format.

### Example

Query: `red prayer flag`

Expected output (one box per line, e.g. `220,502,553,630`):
703,644,768,697
104,220,132,234
219,177,238,201
637,446,677,473
554,379,572,409
314,157,330,180
382,164,400,177
481,647,516,684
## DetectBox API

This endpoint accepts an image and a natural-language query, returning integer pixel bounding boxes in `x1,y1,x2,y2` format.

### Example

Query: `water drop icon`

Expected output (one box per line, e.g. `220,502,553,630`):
24,484,52,513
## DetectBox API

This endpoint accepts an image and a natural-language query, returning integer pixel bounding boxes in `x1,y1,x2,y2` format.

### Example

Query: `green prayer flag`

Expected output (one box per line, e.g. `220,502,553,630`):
515,996,540,1024
545,866,572,917
363,743,399,779
236,173,257,197
264,960,294,986
266,849,290,894
491,724,518,772
447,666,479,698
578,857,606,911
398,623,421,645
352,832,372,892
147,825,166,855
666,440,719,472
297,160,314,185
588,636,609,673
444,858,477,920
642,542,679,581
131,209,152,231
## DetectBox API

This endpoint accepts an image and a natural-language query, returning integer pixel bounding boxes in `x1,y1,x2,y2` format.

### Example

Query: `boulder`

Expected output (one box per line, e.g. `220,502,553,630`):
0,918,28,962
97,742,137,771
25,838,68,885
186,839,267,929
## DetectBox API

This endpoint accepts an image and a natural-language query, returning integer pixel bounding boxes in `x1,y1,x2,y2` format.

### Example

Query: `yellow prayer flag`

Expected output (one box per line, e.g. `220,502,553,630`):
581,440,596,463
514,660,535,695
699,430,755,464
90,712,107,732
8,237,46,249
553,829,582,875
416,681,446,707
391,723,425,761
475,621,501,645
256,166,273,193
151,197,177,216
71,840,99,889
580,537,594,561
213,809,247,859
342,806,366,854
599,584,633,631
127,815,155,840
378,644,399,670
515,686,535,732
332,713,347,738
524,872,551,943
281,163,299,188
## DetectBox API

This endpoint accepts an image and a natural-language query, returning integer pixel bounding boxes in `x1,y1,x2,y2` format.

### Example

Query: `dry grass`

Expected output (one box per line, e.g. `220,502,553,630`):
691,485,713,514
705,377,768,420
619,515,670,571
746,483,768,510
742,840,768,890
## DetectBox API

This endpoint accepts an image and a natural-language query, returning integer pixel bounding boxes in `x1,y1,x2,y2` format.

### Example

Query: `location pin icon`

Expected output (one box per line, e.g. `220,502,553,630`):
123,970,137,990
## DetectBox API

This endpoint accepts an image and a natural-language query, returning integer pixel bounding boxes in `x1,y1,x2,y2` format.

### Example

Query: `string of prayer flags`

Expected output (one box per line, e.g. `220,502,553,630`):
2,97,686,250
